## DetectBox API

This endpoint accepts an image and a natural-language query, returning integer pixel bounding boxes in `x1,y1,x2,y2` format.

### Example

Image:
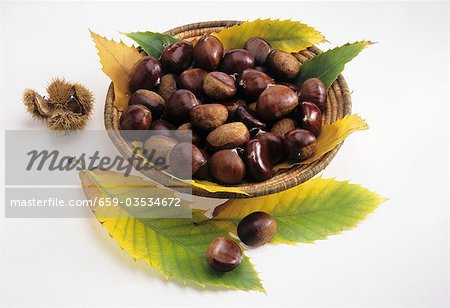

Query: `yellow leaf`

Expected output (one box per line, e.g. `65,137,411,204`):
188,180,250,196
274,114,369,171
213,19,325,51
91,31,143,111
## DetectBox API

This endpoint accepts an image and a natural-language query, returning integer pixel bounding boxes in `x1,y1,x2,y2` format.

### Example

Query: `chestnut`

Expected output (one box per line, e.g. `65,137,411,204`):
150,119,176,137
215,98,247,120
284,129,317,161
256,85,298,120
162,89,199,124
299,78,327,112
244,37,272,66
244,139,273,182
175,122,202,146
193,35,223,71
169,142,206,179
221,49,255,74
119,104,152,130
157,74,177,102
235,106,266,130
194,148,210,180
160,41,193,73
238,68,274,100
256,131,284,164
129,90,165,119
267,50,300,80
206,122,250,151
209,149,246,184
277,82,299,93
190,104,228,131
128,56,162,93
237,211,277,247
143,135,177,164
206,237,242,272
271,118,297,138
297,101,322,137
203,72,237,100
177,68,208,97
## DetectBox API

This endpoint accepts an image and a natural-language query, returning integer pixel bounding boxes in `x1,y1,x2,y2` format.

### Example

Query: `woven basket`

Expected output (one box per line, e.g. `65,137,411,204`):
104,20,352,199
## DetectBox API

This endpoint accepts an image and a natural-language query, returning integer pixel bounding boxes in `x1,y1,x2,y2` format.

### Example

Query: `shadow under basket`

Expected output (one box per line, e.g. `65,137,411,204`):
104,20,352,199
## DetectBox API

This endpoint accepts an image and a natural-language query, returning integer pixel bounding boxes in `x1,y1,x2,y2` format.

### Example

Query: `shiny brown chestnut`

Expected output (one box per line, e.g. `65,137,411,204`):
299,78,327,112
284,128,317,161
193,35,223,71
235,106,266,130
168,142,206,179
190,104,228,131
238,68,274,100
277,82,299,93
160,41,193,73
162,89,199,124
194,148,210,180
177,68,208,97
297,101,322,137
157,74,177,102
244,37,272,66
150,119,176,137
203,72,237,100
244,139,273,182
206,237,242,272
267,50,300,80
221,49,255,74
207,122,250,151
209,149,246,184
256,131,284,164
215,98,247,120
237,212,277,247
119,104,152,130
256,85,299,120
128,56,162,93
129,90,165,119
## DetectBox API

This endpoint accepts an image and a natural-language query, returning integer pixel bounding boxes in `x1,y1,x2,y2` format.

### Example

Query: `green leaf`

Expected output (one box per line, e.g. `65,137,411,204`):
205,177,386,244
124,31,180,58
295,41,373,89
80,169,264,292
214,19,325,52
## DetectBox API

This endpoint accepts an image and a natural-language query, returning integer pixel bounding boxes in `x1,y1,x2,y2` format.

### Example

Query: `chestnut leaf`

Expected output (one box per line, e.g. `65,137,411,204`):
214,18,325,52
91,31,143,111
124,31,180,58
80,169,264,292
202,177,387,244
295,41,374,89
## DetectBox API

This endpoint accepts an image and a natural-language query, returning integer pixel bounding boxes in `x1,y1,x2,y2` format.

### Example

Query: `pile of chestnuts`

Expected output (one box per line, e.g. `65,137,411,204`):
119,34,327,184
207,211,277,272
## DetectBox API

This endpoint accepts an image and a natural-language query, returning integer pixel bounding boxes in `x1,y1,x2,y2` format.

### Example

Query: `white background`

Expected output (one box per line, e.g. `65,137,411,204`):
0,1,449,307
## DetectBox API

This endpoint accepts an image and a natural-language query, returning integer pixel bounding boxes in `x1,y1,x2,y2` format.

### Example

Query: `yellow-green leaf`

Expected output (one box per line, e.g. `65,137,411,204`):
214,19,325,51
91,31,143,111
274,114,368,171
80,169,263,291
205,177,386,244
189,180,250,196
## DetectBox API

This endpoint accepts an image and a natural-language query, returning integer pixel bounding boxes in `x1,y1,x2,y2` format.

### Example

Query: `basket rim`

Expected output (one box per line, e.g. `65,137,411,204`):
103,20,352,199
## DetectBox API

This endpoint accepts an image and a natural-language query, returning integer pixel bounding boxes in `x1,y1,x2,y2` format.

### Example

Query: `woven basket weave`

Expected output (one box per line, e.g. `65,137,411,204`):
104,20,352,199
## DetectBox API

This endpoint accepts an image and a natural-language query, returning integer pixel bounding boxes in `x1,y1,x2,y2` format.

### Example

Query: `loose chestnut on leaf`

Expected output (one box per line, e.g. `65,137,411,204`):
297,101,323,137
237,212,277,247
244,139,273,182
203,72,237,100
267,50,300,80
299,78,327,112
244,37,272,66
256,85,299,120
284,128,317,161
128,56,162,93
209,149,246,184
193,35,223,71
129,90,165,119
221,49,255,74
160,41,193,73
206,237,242,272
